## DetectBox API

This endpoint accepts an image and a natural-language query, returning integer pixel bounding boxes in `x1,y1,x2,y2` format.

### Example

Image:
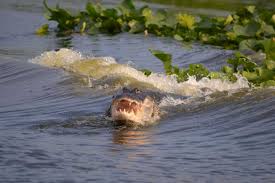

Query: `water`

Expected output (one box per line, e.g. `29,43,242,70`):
0,0,275,182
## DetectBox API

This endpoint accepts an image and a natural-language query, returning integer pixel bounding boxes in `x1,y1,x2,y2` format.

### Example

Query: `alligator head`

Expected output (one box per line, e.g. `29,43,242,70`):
107,87,160,126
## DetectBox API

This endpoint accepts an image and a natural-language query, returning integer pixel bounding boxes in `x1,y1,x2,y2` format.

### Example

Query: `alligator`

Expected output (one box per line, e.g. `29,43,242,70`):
106,87,162,126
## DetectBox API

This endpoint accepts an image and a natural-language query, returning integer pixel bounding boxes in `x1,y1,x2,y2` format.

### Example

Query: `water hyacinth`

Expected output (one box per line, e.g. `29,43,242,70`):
176,13,196,30
37,0,275,87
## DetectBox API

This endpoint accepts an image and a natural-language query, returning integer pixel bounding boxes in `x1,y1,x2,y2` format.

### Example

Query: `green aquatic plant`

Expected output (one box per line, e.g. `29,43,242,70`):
149,49,275,87
177,14,196,30
43,0,79,33
149,49,210,82
37,0,275,87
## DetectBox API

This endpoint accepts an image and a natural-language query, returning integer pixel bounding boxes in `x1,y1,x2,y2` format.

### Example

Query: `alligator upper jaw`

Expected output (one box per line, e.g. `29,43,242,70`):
115,98,139,114
111,98,144,125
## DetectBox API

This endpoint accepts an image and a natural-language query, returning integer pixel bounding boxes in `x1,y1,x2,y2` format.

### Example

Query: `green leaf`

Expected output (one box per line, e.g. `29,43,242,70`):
239,39,258,50
227,52,258,72
176,69,188,82
86,2,102,19
197,17,214,30
80,22,86,33
119,0,135,15
99,19,122,34
261,80,275,87
227,57,239,72
224,15,233,25
246,6,255,14
259,39,275,60
222,65,234,74
121,0,135,10
43,0,77,31
36,24,49,35
87,25,99,35
149,49,172,74
264,59,275,70
233,21,261,37
142,8,152,20
260,23,275,36
239,58,258,72
187,64,209,80
256,67,275,81
128,20,144,33
242,70,259,81
102,8,118,18
226,32,237,40
177,13,196,30
149,49,172,63
142,8,166,27
209,71,223,79
141,69,152,76
236,6,254,20
174,34,183,41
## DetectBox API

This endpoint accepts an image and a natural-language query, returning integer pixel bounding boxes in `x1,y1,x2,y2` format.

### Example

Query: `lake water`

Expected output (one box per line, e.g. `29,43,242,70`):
0,0,275,182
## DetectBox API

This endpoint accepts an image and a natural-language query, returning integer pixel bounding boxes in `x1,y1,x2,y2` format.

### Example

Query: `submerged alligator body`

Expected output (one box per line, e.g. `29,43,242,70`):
107,87,162,126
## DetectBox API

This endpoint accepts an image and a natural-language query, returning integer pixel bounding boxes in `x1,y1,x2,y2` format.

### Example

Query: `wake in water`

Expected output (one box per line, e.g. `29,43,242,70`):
30,48,249,99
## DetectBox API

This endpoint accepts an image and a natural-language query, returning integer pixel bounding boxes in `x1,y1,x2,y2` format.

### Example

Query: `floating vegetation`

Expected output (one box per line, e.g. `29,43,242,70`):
37,0,275,87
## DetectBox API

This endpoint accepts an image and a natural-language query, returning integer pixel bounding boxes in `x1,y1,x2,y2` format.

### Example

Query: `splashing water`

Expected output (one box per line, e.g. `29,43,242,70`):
30,48,249,98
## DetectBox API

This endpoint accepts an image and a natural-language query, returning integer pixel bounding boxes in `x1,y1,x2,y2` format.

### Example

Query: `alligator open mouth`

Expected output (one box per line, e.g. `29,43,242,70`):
107,88,160,126
116,99,139,114
111,97,144,124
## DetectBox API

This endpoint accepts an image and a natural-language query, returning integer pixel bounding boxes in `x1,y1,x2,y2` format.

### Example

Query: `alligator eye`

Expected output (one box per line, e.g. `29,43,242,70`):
134,88,141,93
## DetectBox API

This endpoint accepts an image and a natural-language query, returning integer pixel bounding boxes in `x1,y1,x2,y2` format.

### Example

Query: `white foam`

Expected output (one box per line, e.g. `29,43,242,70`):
185,75,249,92
30,48,250,98
159,96,190,107
30,48,84,65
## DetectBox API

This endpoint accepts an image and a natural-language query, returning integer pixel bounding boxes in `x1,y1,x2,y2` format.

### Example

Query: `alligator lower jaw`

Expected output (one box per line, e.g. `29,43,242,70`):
114,119,140,127
111,110,143,126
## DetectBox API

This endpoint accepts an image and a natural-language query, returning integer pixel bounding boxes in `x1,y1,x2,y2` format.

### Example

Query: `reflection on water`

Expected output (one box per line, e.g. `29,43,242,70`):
56,36,73,48
112,128,153,147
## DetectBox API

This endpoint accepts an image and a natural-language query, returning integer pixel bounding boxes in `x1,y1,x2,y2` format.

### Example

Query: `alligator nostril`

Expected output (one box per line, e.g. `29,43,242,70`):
122,87,130,93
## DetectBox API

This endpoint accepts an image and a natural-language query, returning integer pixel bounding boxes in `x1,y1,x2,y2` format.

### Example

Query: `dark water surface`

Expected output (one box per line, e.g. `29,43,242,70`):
0,0,275,183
